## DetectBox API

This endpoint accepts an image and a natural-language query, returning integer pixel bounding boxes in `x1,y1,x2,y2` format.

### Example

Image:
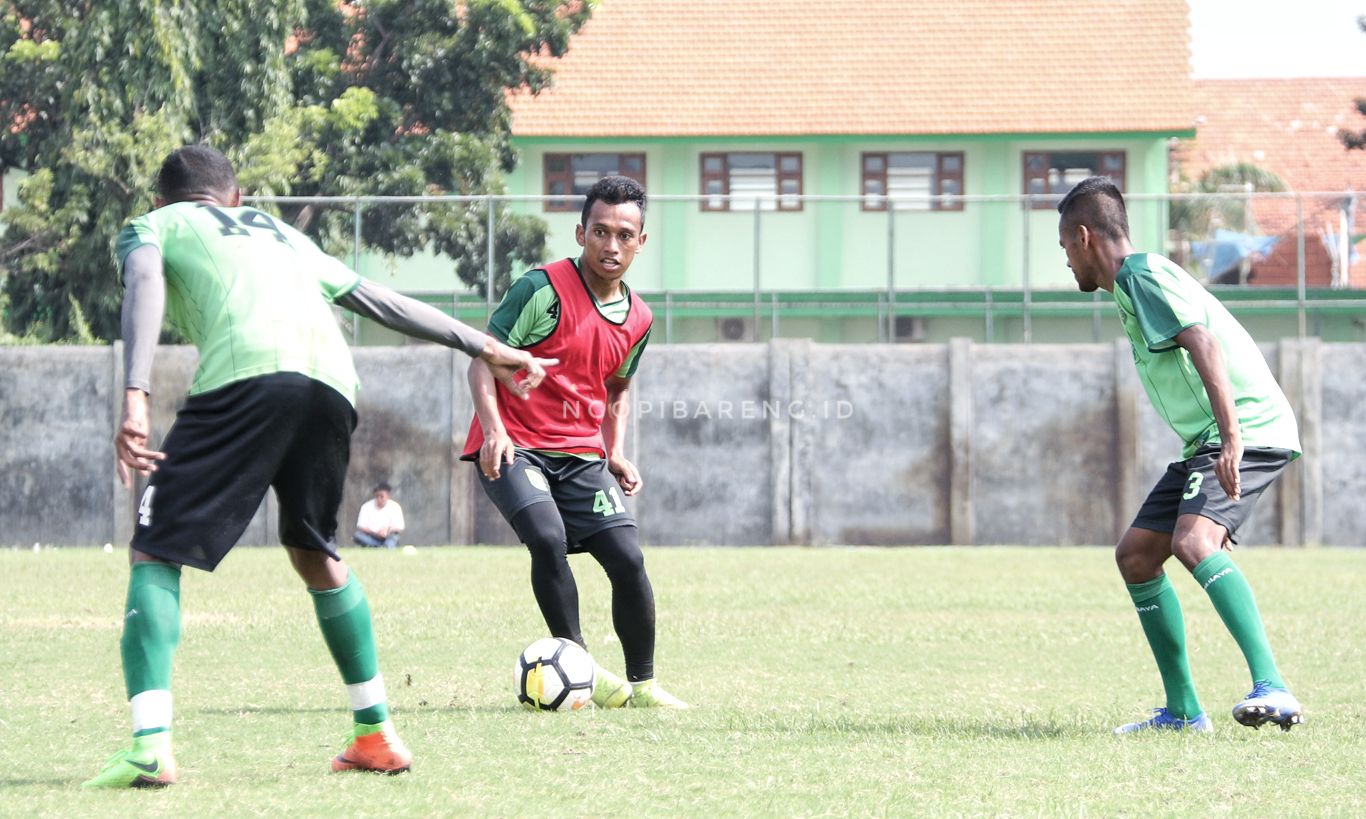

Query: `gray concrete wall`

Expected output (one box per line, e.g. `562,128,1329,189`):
0,339,1353,548
0,347,115,545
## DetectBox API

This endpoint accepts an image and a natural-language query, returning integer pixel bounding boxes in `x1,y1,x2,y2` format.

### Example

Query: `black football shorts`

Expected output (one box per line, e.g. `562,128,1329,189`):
476,449,636,551
131,372,356,570
1131,445,1296,543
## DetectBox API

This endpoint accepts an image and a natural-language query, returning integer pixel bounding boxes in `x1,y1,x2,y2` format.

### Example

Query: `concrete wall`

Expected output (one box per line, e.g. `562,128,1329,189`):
0,339,1351,548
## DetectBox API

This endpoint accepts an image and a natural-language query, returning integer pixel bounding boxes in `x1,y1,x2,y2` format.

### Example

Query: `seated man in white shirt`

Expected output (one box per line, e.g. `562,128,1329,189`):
353,483,405,549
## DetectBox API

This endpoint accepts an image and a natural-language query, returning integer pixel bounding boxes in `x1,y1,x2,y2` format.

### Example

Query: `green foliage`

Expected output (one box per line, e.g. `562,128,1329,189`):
1170,162,1287,237
1342,17,1366,151
0,0,592,341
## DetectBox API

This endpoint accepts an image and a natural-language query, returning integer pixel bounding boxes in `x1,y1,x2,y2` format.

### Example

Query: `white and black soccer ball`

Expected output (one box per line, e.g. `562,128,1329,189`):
514,637,596,711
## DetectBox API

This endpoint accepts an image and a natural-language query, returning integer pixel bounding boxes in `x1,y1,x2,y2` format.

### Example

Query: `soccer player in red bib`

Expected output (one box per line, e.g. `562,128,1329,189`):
464,175,687,708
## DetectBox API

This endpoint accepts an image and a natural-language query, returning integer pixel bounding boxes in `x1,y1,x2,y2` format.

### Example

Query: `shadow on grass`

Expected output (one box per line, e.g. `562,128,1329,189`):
718,713,1075,740
195,703,529,717
194,705,357,716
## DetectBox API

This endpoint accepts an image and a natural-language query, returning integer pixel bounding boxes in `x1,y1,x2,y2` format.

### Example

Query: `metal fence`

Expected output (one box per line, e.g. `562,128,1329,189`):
244,191,1366,344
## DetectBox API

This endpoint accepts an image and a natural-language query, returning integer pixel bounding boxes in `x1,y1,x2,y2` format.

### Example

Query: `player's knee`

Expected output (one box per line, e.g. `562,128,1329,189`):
592,533,645,581
607,546,646,581
523,530,570,571
1170,530,1220,569
1114,543,1157,583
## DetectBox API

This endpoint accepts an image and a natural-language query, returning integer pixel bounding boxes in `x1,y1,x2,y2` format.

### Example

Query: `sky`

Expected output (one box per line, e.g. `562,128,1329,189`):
1189,0,1366,78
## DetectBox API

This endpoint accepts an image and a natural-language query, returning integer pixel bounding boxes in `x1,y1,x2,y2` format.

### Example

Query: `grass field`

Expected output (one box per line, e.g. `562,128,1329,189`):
3,545,1364,817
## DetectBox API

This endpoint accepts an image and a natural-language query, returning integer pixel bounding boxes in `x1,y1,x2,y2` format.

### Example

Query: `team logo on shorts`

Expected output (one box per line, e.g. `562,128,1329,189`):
524,467,550,493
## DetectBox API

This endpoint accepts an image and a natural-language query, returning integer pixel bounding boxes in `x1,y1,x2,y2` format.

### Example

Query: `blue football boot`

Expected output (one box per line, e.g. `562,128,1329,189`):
1114,707,1214,735
1232,682,1304,731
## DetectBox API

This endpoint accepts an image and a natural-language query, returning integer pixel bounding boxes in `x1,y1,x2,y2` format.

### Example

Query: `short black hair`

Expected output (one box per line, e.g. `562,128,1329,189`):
1056,176,1129,240
374,482,392,494
581,175,646,227
158,145,238,203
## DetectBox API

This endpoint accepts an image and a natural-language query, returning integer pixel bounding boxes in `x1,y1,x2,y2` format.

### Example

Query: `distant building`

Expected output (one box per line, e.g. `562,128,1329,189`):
1175,78,1366,287
502,0,1195,296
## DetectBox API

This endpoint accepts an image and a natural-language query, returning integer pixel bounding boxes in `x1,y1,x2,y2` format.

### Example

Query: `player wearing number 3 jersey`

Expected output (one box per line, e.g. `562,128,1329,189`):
85,145,553,789
463,175,687,709
1058,177,1303,735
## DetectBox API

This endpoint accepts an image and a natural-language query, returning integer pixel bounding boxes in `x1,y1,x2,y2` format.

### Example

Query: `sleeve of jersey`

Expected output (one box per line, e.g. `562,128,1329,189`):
486,276,535,343
489,273,557,347
615,326,651,379
114,218,160,283
1122,260,1204,352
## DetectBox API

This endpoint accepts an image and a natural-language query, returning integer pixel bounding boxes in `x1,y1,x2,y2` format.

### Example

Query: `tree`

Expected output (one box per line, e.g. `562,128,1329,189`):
1170,162,1286,237
0,0,592,341
1341,16,1366,151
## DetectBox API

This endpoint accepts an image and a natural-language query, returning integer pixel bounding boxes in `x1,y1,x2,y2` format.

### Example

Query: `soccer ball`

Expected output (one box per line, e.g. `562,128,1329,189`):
514,637,596,711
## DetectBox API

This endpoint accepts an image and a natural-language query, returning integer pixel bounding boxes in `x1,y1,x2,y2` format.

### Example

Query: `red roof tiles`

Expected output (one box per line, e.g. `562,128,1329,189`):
510,0,1195,137
1178,78,1366,287
1180,78,1366,194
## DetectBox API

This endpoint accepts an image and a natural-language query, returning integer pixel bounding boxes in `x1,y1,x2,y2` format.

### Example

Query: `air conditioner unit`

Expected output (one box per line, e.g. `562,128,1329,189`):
893,315,926,343
717,317,755,342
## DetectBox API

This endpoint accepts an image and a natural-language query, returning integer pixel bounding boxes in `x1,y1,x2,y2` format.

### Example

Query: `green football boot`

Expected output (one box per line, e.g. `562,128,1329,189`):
592,665,631,708
82,732,177,789
629,679,690,709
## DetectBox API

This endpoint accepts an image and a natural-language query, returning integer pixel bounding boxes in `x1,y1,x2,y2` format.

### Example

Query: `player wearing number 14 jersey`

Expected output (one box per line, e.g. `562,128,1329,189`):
464,175,686,709
1058,177,1304,734
85,145,551,788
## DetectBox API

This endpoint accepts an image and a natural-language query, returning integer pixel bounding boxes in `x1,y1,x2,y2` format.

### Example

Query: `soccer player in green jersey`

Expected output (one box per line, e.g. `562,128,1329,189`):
1057,176,1304,734
84,145,554,788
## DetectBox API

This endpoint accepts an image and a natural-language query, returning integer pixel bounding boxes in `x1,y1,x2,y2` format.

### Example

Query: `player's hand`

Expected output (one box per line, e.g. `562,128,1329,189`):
1216,436,1243,500
608,453,643,496
114,388,166,489
480,427,516,481
480,339,557,400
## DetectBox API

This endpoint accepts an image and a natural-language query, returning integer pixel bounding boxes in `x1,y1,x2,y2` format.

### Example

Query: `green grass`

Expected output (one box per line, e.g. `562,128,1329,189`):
3,546,1364,817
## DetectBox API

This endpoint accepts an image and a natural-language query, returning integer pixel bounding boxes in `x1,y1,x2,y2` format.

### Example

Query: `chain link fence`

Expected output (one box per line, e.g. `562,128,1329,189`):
245,191,1366,344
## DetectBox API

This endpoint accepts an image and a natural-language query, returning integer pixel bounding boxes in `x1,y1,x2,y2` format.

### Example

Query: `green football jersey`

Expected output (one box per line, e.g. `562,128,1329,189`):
1113,253,1300,458
488,259,650,379
116,202,362,403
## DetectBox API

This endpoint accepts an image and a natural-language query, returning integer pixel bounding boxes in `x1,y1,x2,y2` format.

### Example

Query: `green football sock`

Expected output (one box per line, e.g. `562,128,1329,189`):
1127,574,1203,719
121,562,181,697
121,562,182,737
1193,551,1285,689
310,571,389,725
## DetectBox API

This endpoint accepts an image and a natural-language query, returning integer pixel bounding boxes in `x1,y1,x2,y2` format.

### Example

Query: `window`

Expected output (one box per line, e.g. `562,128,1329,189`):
861,152,964,211
543,153,646,212
699,152,803,212
1022,151,1125,209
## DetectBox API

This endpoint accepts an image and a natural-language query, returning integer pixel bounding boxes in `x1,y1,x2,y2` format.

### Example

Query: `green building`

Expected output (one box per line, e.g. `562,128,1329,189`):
490,0,1195,342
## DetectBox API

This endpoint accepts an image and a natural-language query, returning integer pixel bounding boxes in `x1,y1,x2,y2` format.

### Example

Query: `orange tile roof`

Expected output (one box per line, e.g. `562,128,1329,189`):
510,0,1195,138
1176,78,1366,287
1179,78,1366,194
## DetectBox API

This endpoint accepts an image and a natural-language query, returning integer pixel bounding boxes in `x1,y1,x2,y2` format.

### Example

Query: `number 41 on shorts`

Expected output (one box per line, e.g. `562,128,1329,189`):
593,487,627,517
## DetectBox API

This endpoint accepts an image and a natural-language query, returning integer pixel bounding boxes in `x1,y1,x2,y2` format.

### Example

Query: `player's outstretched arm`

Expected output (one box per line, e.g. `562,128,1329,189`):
479,336,556,399
335,280,555,397
115,246,168,488
469,358,515,480
1175,324,1242,499
603,375,643,496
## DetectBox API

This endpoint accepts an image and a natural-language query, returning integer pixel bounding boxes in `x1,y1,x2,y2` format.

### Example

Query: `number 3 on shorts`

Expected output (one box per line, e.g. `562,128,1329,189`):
1182,472,1204,501
593,487,627,517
